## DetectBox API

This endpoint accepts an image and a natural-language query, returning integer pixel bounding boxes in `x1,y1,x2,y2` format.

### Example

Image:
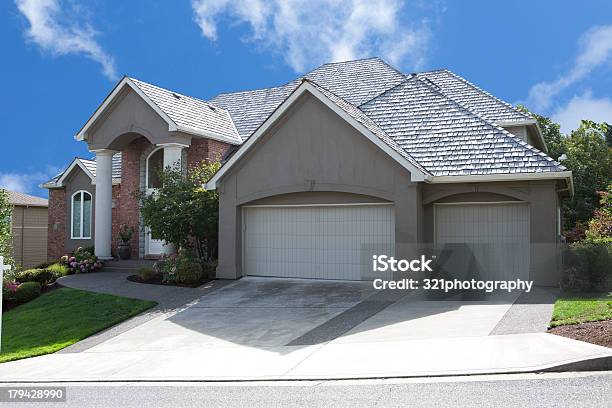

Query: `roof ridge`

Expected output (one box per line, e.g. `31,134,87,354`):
358,76,413,108
211,79,301,99
412,76,563,168
309,56,381,70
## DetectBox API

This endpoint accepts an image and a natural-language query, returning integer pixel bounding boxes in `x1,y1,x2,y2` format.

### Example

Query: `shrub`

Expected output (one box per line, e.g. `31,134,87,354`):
154,249,205,284
60,247,103,274
34,260,60,269
138,267,157,282
2,279,19,304
561,241,612,291
175,257,204,284
16,269,56,286
46,263,69,277
202,260,217,278
13,281,41,305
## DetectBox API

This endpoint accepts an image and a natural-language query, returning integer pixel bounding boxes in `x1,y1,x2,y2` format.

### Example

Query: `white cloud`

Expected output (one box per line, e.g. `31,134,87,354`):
551,91,612,134
15,0,117,80
0,166,61,194
191,0,431,72
526,25,612,111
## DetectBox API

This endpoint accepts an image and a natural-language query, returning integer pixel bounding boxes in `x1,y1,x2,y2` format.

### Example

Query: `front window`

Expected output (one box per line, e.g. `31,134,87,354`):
72,191,92,239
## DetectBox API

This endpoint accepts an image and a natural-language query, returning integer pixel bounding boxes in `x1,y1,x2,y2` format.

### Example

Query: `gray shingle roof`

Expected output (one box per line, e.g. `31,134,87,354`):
210,80,301,141
360,77,564,176
417,69,532,124
130,78,241,144
78,153,122,182
49,57,566,188
6,190,48,207
305,58,407,106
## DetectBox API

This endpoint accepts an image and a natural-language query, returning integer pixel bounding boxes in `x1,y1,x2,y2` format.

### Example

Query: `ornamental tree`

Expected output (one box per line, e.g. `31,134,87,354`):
140,160,221,260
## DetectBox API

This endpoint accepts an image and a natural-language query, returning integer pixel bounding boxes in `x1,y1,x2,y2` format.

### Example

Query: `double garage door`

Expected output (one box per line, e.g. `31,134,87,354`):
243,205,395,280
243,202,529,281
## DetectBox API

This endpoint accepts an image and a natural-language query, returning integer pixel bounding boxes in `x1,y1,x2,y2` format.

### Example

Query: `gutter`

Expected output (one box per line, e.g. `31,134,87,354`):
429,171,574,196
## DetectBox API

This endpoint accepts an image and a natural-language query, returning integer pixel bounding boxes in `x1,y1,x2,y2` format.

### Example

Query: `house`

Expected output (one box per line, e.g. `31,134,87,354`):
5,190,48,269
43,57,572,286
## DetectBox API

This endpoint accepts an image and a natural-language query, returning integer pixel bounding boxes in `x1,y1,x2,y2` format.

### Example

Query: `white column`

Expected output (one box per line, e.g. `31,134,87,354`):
160,144,185,255
93,149,115,260
162,143,184,171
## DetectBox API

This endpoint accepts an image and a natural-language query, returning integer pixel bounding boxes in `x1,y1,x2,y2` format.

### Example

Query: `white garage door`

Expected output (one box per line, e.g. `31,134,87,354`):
243,204,395,280
435,203,530,281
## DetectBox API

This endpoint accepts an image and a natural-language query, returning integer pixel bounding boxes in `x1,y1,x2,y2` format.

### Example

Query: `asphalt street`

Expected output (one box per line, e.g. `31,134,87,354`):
1,371,610,408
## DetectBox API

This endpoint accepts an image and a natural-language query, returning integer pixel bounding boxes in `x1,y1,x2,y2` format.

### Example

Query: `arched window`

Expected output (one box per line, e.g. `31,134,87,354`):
146,148,164,189
71,191,92,239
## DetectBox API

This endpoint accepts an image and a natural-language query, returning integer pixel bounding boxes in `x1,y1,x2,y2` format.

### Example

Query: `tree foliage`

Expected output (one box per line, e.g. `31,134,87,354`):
585,183,612,242
140,161,221,260
518,107,612,230
0,189,15,269
562,121,612,228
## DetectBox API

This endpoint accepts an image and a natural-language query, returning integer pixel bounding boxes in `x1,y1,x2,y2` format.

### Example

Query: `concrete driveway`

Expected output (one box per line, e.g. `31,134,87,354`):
1,277,610,381
79,277,520,352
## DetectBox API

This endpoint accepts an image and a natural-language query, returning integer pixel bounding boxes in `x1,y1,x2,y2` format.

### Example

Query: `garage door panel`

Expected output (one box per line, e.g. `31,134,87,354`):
244,205,394,280
435,203,529,281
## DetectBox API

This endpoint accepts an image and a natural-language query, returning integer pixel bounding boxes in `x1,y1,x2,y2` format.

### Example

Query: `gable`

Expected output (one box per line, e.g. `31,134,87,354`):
220,93,413,202
86,86,172,150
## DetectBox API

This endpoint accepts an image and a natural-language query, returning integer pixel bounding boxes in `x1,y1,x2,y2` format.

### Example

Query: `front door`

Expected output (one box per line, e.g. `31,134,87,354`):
145,148,168,257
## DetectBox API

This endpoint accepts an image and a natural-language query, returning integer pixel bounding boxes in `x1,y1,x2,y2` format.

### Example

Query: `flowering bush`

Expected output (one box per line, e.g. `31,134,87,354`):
60,247,103,274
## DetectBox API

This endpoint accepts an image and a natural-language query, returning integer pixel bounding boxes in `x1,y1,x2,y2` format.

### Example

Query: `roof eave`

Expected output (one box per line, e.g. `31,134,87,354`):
430,171,573,196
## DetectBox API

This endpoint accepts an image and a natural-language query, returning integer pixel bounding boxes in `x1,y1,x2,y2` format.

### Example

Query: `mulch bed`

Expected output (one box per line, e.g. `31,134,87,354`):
126,274,211,288
548,319,612,348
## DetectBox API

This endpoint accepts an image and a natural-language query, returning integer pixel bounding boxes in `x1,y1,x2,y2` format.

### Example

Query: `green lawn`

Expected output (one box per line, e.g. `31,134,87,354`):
1,288,156,363
550,292,612,328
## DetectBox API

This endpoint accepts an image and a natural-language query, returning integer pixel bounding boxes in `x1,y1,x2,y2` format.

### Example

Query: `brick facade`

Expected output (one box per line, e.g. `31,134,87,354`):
47,189,66,260
119,137,150,258
46,137,231,260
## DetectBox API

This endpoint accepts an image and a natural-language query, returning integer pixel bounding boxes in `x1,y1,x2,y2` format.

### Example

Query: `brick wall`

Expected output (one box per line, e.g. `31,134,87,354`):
186,138,231,169
47,188,66,260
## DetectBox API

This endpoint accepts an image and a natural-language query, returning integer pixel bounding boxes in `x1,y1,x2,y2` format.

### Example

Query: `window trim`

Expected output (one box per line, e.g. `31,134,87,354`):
71,190,93,240
145,147,164,190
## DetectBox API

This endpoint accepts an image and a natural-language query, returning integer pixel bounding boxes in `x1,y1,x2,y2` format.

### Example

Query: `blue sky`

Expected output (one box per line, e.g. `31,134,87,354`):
1,0,612,197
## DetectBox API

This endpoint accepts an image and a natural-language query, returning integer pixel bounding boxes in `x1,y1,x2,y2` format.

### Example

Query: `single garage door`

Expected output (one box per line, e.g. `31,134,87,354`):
435,203,530,281
243,204,395,280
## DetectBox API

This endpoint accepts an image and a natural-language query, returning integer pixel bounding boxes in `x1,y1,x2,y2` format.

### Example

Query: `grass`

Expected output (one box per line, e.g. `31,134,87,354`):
550,292,612,328
1,288,156,363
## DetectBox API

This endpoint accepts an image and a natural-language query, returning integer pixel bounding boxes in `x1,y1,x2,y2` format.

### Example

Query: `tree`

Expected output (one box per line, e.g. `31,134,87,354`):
0,189,15,270
140,161,221,260
562,120,612,228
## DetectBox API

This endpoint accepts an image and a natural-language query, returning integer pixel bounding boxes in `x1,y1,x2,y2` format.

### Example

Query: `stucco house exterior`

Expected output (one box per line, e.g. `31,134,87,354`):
5,190,48,269
44,58,572,286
